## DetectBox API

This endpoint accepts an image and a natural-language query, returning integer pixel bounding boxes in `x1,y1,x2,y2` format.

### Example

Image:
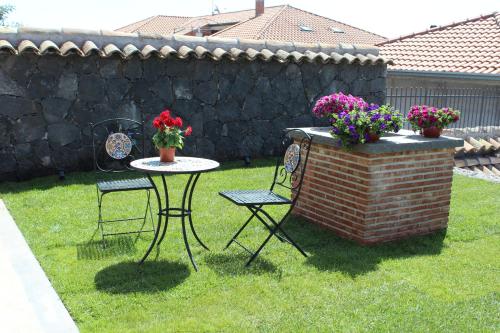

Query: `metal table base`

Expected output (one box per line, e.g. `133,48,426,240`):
139,173,209,271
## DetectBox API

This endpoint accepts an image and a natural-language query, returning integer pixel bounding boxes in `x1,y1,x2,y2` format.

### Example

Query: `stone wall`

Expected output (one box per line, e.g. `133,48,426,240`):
0,48,387,180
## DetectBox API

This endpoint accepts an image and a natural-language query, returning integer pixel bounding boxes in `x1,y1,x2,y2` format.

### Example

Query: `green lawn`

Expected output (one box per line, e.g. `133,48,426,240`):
0,159,499,332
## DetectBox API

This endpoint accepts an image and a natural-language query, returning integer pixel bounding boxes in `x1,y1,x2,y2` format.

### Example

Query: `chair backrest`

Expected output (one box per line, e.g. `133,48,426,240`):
90,118,145,173
271,129,313,203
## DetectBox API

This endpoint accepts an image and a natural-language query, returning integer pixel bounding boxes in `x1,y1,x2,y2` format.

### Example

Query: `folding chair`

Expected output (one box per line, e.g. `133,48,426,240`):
219,129,313,266
90,118,155,242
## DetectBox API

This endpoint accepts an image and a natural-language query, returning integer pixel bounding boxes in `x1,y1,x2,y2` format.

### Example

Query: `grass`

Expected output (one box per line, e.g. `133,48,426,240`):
0,159,499,332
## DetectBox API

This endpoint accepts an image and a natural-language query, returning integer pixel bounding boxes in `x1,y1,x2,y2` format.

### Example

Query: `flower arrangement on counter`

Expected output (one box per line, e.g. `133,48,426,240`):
407,105,460,138
152,109,192,162
312,92,403,147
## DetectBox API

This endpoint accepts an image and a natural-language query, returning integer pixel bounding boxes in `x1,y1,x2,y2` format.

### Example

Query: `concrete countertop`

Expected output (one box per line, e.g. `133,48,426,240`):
288,127,464,154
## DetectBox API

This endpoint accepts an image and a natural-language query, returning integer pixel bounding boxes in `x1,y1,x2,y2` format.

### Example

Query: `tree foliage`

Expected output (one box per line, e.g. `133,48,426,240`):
0,4,14,26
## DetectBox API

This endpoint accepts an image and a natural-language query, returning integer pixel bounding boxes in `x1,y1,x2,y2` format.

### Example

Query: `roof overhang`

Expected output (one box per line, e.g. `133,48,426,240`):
388,69,500,81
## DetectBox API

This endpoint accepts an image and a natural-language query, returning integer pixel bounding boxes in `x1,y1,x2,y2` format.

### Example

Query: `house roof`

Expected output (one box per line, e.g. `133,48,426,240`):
378,12,500,74
116,5,387,45
0,27,391,66
454,137,500,179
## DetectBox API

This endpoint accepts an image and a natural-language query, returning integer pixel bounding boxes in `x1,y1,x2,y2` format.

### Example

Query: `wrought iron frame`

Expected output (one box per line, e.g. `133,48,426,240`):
139,172,209,271
90,118,155,242
221,129,313,266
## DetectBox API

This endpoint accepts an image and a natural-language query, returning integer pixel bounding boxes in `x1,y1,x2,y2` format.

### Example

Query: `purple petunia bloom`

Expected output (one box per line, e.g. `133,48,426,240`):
384,114,392,121
367,104,380,111
348,125,356,133
380,123,387,130
370,114,381,122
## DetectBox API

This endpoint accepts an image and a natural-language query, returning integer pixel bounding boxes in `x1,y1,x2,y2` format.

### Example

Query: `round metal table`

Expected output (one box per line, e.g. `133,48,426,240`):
130,156,220,271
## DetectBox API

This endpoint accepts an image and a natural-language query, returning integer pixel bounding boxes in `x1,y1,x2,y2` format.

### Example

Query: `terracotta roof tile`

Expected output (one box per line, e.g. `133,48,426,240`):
116,5,386,46
117,16,191,35
0,29,391,65
379,12,500,74
454,137,500,178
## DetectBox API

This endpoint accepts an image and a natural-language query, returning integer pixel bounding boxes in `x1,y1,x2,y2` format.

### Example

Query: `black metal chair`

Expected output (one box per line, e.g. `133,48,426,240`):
219,129,313,266
90,118,155,241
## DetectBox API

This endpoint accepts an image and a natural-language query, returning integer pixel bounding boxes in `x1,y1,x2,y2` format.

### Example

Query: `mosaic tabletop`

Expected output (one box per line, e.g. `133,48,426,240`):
130,157,220,174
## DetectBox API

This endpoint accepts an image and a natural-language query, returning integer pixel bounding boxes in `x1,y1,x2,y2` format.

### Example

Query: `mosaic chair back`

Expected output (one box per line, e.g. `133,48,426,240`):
271,129,313,203
90,118,146,173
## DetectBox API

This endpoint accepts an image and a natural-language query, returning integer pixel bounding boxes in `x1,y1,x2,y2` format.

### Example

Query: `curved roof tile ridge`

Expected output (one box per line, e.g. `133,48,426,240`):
0,27,392,65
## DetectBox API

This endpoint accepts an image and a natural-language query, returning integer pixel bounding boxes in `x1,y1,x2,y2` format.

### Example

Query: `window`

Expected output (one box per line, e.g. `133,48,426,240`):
299,25,314,32
330,27,344,33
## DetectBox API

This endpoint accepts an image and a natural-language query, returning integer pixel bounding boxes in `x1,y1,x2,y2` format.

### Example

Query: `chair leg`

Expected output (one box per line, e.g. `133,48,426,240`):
224,207,261,250
147,190,155,232
246,230,275,267
135,190,153,242
97,193,106,246
257,208,308,258
246,208,307,267
247,206,287,243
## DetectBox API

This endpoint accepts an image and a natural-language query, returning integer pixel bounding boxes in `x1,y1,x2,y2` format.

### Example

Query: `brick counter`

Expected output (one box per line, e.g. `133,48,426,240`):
290,128,464,244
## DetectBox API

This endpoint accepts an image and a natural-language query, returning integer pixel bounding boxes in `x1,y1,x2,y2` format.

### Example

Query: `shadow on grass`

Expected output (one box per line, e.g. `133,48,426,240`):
95,260,190,294
204,252,281,277
284,218,446,277
77,236,138,260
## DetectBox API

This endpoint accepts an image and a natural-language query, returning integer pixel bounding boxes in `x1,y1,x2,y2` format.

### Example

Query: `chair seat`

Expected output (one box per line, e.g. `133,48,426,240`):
97,177,154,193
219,189,291,206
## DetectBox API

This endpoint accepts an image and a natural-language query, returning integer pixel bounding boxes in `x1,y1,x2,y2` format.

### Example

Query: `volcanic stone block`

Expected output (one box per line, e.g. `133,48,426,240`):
42,97,71,124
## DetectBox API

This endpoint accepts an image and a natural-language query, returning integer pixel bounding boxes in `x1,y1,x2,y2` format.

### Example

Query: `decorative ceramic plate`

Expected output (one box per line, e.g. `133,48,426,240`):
105,133,132,160
284,144,301,173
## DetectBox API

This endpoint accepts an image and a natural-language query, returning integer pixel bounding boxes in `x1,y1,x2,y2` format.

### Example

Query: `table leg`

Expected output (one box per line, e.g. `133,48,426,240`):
139,174,162,264
156,174,170,247
181,174,198,271
187,173,210,250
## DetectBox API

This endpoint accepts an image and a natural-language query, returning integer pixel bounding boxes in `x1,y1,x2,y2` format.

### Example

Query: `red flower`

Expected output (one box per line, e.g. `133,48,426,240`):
152,117,162,129
185,126,192,137
165,117,174,127
174,117,183,128
160,110,171,123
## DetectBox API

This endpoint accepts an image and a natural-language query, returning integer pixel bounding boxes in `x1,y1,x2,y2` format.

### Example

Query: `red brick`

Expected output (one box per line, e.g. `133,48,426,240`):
294,141,455,244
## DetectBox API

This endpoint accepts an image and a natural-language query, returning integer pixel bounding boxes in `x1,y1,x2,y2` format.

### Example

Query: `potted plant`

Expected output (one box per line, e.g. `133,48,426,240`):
407,105,460,138
152,109,192,162
312,92,403,147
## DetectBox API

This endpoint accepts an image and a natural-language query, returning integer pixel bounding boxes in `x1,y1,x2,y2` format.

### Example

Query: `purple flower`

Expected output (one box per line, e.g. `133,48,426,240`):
367,104,380,111
348,125,356,133
380,123,387,130
370,114,381,122
384,114,392,121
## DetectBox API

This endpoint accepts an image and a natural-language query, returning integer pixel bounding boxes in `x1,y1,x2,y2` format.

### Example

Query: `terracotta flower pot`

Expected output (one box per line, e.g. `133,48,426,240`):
366,132,380,143
421,126,442,138
159,147,176,162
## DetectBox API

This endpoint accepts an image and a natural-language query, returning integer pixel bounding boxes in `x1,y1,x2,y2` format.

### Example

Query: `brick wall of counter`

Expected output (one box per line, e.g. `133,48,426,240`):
293,142,455,244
